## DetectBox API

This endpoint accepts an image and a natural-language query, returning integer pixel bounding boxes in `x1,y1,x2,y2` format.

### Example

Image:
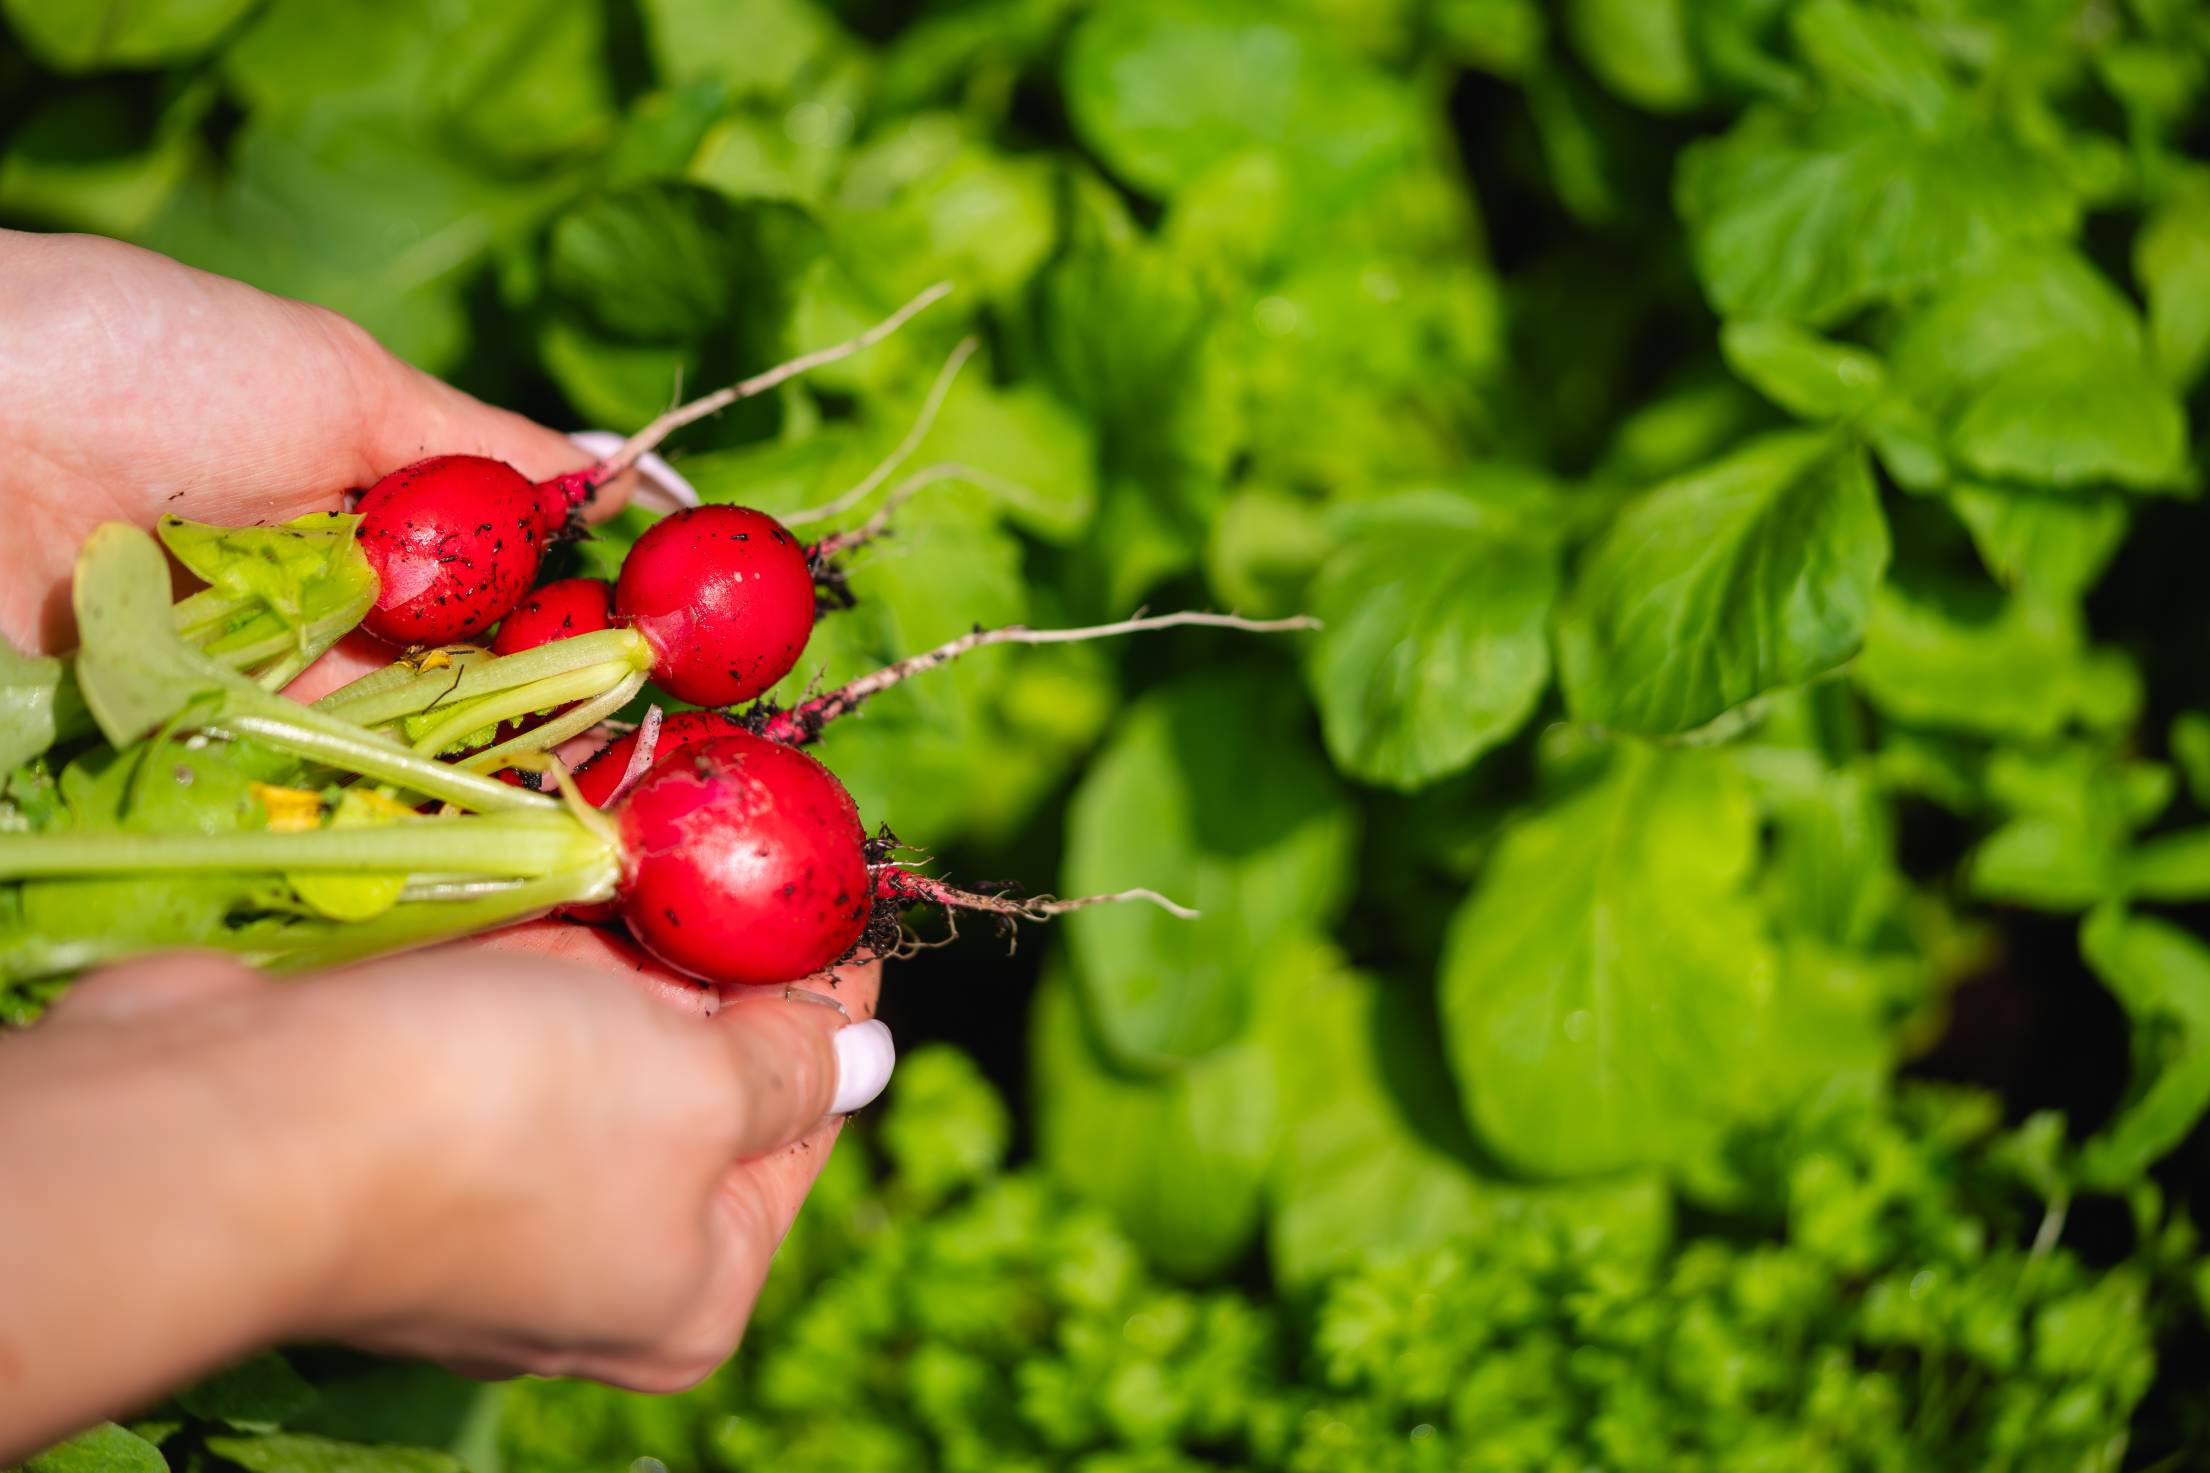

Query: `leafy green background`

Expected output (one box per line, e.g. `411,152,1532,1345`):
11,0,2210,1466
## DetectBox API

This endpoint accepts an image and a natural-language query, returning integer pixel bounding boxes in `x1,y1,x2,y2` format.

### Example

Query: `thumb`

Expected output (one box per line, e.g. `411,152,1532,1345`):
702,991,895,1161
363,357,642,521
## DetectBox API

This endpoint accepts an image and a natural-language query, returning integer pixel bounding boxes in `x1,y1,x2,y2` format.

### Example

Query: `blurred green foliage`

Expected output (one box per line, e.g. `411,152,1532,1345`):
13,0,2210,1466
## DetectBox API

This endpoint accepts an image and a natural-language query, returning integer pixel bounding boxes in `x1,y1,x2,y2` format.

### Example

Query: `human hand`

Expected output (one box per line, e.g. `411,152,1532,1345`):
0,226,840,1015
0,946,891,1457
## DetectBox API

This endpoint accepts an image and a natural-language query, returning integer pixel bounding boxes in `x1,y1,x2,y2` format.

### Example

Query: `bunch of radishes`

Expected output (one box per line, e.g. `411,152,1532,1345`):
60,287,1299,989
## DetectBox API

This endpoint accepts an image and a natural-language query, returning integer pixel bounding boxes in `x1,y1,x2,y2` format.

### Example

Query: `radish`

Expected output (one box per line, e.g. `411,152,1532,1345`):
354,455,568,644
570,708,746,807
614,732,873,985
349,283,952,649
612,506,816,706
491,577,614,656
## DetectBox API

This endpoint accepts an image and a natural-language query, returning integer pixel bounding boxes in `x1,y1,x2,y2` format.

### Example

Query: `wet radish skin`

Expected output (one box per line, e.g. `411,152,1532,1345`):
614,505,815,707
615,732,872,986
356,455,560,645
569,709,748,808
490,577,614,656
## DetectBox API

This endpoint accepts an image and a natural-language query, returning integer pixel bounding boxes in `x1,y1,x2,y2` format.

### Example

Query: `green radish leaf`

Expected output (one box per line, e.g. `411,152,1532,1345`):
2136,176,2210,393
548,184,774,342
180,1351,318,1432
1439,745,1780,1177
1676,103,2075,327
71,524,547,815
203,1433,467,1473
1305,489,1558,790
2,0,259,71
1555,430,1890,736
2173,712,2210,807
2077,907,2210,1190
1718,320,1887,422
1061,672,1356,1066
1265,945,1669,1289
160,511,379,679
24,1422,168,1473
0,635,72,775
1063,0,1421,203
1889,248,2190,493
1032,969,1277,1278
1563,0,1699,113
1947,482,2131,599
875,1045,1012,1209
74,523,232,750
1853,582,2139,740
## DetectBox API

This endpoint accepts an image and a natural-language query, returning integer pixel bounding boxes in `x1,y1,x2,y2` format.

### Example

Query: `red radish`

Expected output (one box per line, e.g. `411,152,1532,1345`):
615,732,872,986
491,577,614,656
614,505,816,706
354,455,582,645
570,708,746,807
349,284,953,649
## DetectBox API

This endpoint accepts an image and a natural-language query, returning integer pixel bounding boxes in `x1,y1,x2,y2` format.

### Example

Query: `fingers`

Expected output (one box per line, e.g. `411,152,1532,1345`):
705,989,894,1161
460,920,721,1018
40,951,268,1028
366,361,641,521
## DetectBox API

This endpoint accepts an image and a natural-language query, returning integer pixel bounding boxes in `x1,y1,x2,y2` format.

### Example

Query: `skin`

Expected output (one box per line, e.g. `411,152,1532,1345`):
0,229,882,1460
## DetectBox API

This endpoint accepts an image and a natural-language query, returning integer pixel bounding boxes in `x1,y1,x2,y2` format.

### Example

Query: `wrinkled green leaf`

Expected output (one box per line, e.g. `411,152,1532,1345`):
1948,482,2131,598
1677,104,2075,326
0,636,69,775
1719,319,1887,421
24,1423,167,1473
1063,0,1420,202
2136,177,2210,392
2078,907,2210,1189
1062,673,1356,1066
1854,583,2139,740
1032,972,1276,1277
1556,431,1889,735
4,0,257,71
203,1434,466,1473
1889,248,2190,492
181,1351,319,1432
1439,745,1780,1177
1305,489,1556,789
1565,0,1699,113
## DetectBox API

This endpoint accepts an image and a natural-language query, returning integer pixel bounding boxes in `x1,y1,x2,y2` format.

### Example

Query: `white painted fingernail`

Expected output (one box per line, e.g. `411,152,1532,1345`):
566,429,701,509
830,1019,895,1115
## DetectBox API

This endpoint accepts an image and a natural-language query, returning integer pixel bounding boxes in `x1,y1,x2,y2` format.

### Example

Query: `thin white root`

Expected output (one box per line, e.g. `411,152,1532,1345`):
805,461,1048,563
783,336,980,528
602,282,955,480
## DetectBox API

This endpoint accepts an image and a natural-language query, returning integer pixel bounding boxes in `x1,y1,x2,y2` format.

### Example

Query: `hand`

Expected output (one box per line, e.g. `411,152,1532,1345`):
0,947,891,1459
0,227,615,656
0,230,892,1456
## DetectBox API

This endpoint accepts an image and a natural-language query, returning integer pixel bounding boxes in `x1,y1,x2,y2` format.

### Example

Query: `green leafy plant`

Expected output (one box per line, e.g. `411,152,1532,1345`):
9,0,2210,1467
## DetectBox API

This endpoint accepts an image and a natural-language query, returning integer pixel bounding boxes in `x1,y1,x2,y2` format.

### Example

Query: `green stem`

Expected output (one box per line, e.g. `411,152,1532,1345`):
315,628,651,728
0,810,608,880
252,863,621,973
215,708,553,813
409,660,635,756
457,670,648,772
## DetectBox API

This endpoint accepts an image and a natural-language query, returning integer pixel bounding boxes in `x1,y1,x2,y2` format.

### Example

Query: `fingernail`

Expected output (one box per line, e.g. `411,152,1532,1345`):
782,985,848,1018
830,1019,895,1115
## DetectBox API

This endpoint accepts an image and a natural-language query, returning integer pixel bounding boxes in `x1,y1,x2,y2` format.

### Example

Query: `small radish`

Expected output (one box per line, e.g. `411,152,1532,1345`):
491,577,614,656
354,455,574,645
613,505,816,706
615,731,873,986
349,284,953,649
569,708,744,807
